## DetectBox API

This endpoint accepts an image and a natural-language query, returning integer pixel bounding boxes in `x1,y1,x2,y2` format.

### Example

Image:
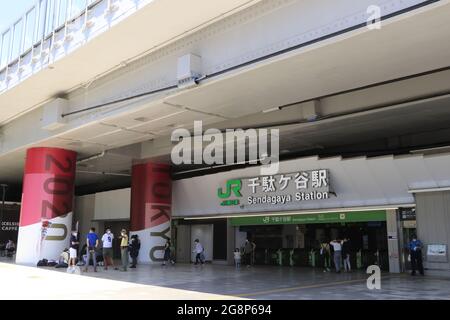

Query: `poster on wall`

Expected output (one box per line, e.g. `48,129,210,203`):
427,244,447,262
0,204,21,244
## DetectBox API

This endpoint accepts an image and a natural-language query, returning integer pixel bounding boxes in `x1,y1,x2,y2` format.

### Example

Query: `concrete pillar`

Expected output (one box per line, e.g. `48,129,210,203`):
16,147,77,265
130,162,171,264
386,209,401,273
226,219,235,265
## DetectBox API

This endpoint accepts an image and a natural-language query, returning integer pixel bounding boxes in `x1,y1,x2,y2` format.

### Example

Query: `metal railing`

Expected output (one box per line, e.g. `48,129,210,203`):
0,0,107,71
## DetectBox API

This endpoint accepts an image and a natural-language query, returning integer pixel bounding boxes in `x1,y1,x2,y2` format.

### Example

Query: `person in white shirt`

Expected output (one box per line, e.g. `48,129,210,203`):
192,239,204,265
330,239,343,273
59,249,69,264
233,248,242,269
101,228,115,270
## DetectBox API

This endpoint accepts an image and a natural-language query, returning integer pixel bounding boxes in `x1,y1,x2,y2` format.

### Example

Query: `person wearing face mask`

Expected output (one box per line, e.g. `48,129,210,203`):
119,229,129,271
409,235,424,276
101,228,115,270
68,230,79,270
84,227,99,272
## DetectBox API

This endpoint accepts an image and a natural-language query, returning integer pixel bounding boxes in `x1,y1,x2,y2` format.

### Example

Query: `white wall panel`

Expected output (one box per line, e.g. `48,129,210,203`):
171,153,450,217
94,188,131,220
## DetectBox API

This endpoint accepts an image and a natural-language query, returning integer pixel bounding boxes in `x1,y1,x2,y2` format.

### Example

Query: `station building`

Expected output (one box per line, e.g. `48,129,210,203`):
0,0,450,277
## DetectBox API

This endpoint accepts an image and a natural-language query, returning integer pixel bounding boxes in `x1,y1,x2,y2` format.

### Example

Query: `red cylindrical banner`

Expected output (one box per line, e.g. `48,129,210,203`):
130,162,171,263
16,147,77,265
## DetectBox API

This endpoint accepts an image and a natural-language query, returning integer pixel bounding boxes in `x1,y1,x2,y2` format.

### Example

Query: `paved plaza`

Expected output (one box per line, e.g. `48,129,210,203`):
2,258,450,300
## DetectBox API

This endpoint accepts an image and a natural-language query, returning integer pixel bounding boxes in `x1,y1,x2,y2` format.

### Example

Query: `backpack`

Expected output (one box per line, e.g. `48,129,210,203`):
200,251,206,262
37,259,48,267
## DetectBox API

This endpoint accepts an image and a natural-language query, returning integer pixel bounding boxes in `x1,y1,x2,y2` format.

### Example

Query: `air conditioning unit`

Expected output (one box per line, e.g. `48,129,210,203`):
177,54,202,89
41,98,68,131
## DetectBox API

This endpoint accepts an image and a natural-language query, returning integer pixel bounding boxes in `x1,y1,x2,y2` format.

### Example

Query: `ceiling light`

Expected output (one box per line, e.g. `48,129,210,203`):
262,107,280,113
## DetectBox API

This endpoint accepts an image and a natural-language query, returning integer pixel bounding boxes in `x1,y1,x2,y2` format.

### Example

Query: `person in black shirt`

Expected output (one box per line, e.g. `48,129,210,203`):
129,234,141,268
342,238,351,272
69,230,80,269
162,239,175,266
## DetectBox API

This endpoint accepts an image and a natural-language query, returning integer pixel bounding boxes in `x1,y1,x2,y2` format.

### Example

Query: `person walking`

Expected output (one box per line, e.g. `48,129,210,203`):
119,229,129,271
101,228,115,270
342,238,351,272
162,239,175,266
84,228,99,272
330,238,343,273
409,235,424,276
192,239,204,265
243,239,253,267
319,241,331,272
251,240,256,266
129,234,141,268
234,248,242,269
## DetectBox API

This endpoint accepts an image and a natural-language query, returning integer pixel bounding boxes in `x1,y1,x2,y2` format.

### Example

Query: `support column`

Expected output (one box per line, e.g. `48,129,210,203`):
16,147,77,265
130,162,171,264
226,219,235,266
386,209,401,273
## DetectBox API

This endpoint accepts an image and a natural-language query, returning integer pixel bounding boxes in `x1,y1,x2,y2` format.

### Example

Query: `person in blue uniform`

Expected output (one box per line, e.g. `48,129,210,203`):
409,235,424,276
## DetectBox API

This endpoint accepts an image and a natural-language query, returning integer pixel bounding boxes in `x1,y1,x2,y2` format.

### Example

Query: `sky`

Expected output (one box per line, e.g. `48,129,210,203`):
0,0,35,32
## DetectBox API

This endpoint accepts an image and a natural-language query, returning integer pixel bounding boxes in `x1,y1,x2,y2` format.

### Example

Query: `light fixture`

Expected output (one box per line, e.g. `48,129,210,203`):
262,107,280,113
181,204,414,220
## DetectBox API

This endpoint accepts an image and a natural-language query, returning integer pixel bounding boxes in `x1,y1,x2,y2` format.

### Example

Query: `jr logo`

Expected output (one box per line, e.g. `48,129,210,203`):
218,179,242,206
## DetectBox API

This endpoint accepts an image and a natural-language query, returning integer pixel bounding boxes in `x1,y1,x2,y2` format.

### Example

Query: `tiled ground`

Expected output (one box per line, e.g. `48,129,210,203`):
2,257,450,299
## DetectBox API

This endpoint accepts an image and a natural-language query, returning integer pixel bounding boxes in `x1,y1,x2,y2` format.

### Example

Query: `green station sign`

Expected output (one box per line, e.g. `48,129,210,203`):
230,210,386,226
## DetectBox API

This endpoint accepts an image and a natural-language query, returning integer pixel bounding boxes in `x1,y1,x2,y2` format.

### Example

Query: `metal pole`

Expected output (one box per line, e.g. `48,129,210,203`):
0,184,7,234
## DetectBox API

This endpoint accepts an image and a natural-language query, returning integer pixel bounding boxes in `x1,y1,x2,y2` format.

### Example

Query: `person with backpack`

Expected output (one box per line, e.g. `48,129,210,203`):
129,234,141,268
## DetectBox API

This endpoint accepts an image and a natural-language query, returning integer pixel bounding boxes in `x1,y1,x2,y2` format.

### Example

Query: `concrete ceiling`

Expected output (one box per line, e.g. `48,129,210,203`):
1,1,450,189
0,0,261,124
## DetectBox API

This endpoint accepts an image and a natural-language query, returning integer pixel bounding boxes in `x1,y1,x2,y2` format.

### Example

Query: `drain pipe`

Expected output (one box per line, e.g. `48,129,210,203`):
76,151,106,164
76,170,131,177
